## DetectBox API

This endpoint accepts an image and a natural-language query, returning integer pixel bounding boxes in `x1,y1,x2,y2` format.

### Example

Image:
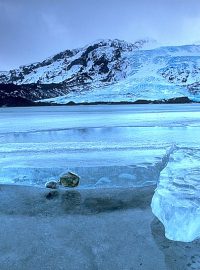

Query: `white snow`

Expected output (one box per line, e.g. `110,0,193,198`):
1,41,200,103
41,45,200,104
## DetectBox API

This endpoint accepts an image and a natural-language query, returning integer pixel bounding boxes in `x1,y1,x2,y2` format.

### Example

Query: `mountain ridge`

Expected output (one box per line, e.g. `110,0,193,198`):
1,39,200,105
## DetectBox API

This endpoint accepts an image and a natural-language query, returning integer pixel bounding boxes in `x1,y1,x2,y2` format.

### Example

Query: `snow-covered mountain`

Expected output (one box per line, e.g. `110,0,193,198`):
1,39,200,105
0,39,148,85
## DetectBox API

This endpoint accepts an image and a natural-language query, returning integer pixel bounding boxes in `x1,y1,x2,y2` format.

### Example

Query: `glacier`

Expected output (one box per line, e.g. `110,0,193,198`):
1,40,200,104
41,44,200,104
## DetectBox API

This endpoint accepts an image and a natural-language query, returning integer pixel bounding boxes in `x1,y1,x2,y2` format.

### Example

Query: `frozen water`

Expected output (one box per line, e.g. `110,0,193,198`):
0,104,200,134
0,104,200,188
0,105,199,184
0,104,200,242
151,147,200,242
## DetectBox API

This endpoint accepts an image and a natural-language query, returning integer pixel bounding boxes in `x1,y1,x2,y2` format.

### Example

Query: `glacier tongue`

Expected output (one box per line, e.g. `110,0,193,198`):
151,147,200,242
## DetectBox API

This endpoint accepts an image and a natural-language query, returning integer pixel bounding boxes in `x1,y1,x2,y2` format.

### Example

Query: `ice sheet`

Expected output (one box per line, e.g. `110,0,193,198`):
0,104,200,188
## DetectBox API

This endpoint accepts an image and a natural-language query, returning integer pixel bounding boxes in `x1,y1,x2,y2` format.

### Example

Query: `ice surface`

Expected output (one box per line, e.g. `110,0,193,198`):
151,147,200,242
2,104,199,186
1,104,200,134
0,125,173,187
1,104,200,242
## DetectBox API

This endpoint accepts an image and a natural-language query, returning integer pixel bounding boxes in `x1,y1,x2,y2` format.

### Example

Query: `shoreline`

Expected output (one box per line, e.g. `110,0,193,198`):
0,183,200,269
0,96,198,108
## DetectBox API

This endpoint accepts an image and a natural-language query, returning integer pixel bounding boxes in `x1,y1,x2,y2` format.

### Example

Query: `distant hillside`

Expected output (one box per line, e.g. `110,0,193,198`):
0,39,200,105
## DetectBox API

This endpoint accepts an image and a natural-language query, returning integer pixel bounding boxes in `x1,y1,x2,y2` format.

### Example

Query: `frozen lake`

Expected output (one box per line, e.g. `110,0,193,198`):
0,104,200,187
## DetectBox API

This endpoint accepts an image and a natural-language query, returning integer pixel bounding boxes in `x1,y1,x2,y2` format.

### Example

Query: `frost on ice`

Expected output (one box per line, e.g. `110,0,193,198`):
151,147,200,242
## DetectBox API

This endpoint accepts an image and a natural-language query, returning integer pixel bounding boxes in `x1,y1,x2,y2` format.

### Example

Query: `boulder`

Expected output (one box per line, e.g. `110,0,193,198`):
45,180,58,189
59,172,80,188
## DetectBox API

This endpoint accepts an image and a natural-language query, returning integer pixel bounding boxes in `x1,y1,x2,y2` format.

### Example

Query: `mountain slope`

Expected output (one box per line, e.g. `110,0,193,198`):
1,39,200,105
0,39,148,85
42,44,200,104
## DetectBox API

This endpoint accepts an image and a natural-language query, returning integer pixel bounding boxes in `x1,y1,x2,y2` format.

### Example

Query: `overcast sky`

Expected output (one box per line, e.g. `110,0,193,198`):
0,0,200,70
